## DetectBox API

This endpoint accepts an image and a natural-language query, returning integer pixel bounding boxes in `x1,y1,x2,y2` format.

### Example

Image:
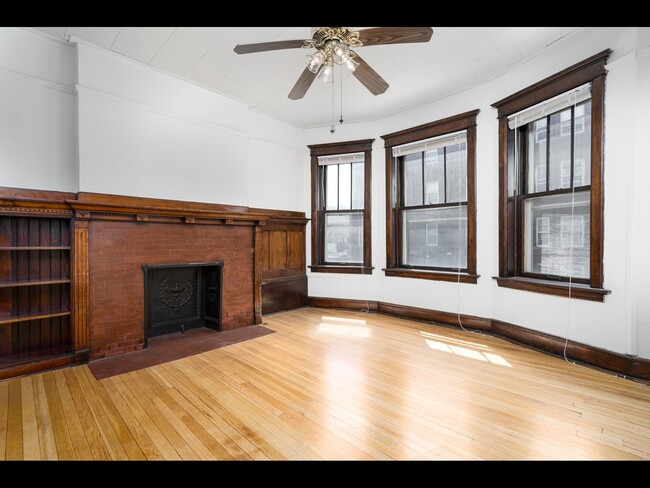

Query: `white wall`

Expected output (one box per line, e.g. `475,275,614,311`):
304,27,650,359
0,28,78,192
75,42,305,209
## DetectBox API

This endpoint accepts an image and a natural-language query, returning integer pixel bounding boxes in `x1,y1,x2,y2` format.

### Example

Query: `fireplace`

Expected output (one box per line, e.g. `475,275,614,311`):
142,262,223,346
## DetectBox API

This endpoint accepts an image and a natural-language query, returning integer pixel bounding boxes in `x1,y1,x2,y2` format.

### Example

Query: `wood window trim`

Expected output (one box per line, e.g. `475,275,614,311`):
308,138,374,274
491,49,611,300
381,109,479,283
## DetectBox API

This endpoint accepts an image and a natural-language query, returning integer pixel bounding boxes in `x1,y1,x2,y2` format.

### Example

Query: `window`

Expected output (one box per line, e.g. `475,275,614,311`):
308,139,373,274
382,110,479,283
491,50,611,302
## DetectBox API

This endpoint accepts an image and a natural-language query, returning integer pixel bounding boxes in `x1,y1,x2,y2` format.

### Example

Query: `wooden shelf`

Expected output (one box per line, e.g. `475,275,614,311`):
0,279,71,288
0,310,71,326
0,349,74,380
0,246,70,250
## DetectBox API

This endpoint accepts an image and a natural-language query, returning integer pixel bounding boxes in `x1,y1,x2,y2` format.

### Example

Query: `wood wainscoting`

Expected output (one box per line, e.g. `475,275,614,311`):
307,296,650,381
0,186,308,379
259,217,309,314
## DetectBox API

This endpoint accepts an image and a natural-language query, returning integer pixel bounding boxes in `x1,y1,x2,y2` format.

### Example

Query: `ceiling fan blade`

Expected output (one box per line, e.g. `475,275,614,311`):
358,27,433,47
352,54,389,96
288,67,318,100
234,39,306,54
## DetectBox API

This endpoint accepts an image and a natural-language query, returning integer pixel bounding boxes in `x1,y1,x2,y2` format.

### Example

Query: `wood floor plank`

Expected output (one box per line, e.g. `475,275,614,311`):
109,376,181,460
6,380,23,460
102,377,164,460
72,366,129,460
1,308,649,460
42,372,75,460
20,377,40,460
33,375,57,460
53,370,93,460
0,381,9,460
62,368,111,460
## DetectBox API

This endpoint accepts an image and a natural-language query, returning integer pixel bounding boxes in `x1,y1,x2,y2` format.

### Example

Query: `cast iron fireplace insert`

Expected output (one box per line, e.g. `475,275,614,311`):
141,261,223,347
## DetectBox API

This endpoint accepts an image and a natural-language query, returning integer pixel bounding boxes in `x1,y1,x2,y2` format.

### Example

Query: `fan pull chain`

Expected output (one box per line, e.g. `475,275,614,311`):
339,64,344,125
330,66,336,134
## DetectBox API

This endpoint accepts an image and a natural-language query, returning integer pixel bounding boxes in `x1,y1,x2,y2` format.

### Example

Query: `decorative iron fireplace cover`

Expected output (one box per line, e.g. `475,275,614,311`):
141,261,223,346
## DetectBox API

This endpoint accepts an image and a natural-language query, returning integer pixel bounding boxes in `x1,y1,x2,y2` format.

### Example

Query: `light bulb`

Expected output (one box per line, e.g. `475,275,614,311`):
319,63,333,83
305,51,326,73
343,57,359,73
332,43,350,64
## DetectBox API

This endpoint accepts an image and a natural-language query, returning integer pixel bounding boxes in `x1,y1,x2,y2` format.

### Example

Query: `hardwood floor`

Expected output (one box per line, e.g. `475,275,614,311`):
1,307,649,460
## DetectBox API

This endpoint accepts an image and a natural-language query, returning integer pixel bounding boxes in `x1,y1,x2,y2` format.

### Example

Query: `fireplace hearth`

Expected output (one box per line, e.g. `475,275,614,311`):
142,262,223,346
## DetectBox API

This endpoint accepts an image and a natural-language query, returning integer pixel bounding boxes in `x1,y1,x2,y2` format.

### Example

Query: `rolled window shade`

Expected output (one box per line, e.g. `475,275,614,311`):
507,83,591,129
317,152,365,165
392,130,466,158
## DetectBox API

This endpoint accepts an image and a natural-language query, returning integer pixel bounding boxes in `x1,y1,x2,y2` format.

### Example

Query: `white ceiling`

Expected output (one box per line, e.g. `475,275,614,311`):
32,27,579,128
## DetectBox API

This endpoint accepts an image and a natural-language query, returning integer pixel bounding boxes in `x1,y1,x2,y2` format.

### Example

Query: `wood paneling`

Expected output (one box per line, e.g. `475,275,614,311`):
308,297,650,381
2,308,650,460
262,276,307,314
260,220,308,315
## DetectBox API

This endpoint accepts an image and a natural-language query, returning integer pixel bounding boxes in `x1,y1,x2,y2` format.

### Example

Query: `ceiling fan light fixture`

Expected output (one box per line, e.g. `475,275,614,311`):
306,51,326,73
318,61,334,83
332,42,351,64
343,56,359,73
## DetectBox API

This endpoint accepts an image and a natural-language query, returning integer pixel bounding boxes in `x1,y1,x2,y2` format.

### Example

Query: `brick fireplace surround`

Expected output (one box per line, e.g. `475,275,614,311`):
89,221,253,360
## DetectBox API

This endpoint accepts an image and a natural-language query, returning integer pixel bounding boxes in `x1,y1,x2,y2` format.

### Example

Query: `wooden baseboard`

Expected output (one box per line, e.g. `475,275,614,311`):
307,296,650,381
307,296,378,312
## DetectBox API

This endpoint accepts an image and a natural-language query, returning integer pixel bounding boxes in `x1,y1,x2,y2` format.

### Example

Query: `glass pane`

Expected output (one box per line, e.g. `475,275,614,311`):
527,118,547,193
338,163,351,210
446,142,467,203
523,191,590,279
325,164,338,210
351,162,364,210
403,153,423,206
573,101,591,186
424,148,445,204
402,206,467,269
324,213,363,263
548,108,572,191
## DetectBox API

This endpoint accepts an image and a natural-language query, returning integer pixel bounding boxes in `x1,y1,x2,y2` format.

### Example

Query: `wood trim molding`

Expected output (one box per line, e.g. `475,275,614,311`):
309,265,374,275
307,296,378,312
72,219,90,360
493,276,610,302
254,225,263,325
308,138,375,157
0,354,76,381
383,268,479,283
307,296,650,381
491,49,612,117
381,109,480,147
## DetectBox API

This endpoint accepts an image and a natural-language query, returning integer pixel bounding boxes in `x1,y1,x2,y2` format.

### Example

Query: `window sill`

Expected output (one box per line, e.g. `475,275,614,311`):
309,265,374,275
383,268,479,284
493,276,611,302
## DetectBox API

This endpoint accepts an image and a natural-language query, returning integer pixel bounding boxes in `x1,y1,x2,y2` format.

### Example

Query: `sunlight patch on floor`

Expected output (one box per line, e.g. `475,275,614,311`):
319,322,371,337
422,333,512,367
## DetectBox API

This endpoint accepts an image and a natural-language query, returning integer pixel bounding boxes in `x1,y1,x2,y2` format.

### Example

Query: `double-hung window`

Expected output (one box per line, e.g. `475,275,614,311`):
309,139,373,274
491,50,611,301
382,110,479,283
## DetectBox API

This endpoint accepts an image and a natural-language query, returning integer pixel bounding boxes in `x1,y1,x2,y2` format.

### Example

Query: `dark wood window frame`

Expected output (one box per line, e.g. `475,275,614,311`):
308,139,374,275
491,49,612,302
381,110,479,283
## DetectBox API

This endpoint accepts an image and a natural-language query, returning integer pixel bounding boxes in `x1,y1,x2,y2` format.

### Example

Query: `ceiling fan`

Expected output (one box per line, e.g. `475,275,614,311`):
234,27,433,100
